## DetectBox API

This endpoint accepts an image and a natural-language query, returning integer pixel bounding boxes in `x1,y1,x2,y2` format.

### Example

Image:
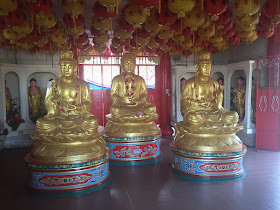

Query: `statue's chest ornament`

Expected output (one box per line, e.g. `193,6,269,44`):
193,79,216,106
54,83,79,114
124,74,135,101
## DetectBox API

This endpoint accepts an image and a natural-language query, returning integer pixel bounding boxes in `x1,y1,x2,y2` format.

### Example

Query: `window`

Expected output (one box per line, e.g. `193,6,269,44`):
81,56,156,89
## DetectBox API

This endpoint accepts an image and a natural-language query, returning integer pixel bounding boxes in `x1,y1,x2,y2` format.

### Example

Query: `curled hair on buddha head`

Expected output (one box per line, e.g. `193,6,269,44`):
218,77,224,82
30,78,37,83
59,50,77,68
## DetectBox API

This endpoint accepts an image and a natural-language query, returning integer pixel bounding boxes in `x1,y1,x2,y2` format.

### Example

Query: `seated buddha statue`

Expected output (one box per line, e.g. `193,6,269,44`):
105,53,159,137
175,52,243,151
28,78,42,123
30,51,106,163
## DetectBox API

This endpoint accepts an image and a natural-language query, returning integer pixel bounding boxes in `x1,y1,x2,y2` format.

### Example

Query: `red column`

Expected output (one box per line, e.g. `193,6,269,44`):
267,26,280,56
158,54,173,136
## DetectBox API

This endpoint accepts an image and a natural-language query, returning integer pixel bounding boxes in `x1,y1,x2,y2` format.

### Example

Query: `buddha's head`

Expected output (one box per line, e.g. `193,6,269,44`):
196,52,212,77
59,51,77,77
30,78,37,87
121,53,136,74
237,76,245,85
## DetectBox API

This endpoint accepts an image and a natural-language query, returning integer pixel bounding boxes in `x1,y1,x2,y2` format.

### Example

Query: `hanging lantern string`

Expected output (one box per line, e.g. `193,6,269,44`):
159,0,161,13
116,0,119,14
201,0,204,10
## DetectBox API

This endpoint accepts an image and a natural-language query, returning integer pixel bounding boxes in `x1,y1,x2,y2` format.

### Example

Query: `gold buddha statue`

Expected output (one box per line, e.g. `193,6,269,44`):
176,52,243,151
233,76,246,123
28,78,42,123
30,51,106,163
104,53,160,137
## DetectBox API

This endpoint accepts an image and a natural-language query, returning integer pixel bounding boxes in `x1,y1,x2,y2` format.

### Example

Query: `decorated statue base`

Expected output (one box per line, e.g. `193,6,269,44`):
104,114,162,166
170,142,247,181
24,148,111,194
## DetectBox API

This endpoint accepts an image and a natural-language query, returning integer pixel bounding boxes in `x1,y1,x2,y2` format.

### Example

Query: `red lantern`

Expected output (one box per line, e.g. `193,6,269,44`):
203,0,228,16
154,35,165,45
135,0,159,8
113,37,129,46
229,34,241,46
257,28,274,38
213,8,232,25
5,9,26,26
76,32,88,44
155,5,177,25
93,1,116,19
133,28,151,39
111,46,123,55
28,0,52,13
63,13,85,28
145,46,156,54
223,26,236,38
90,26,107,36
181,26,193,36
28,26,44,42
118,16,135,32
166,38,177,47
263,0,280,19
154,48,164,56
223,19,234,31
41,41,53,51
259,14,273,26
205,44,217,53
48,24,60,34
170,19,187,30
0,17,6,30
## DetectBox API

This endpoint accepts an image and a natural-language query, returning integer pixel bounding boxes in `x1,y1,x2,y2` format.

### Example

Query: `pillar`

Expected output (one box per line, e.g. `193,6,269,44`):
158,54,173,136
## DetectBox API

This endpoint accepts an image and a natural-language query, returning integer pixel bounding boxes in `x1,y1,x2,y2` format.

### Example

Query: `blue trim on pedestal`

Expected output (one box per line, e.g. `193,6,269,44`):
25,150,111,194
170,143,247,182
26,177,111,197
171,167,245,182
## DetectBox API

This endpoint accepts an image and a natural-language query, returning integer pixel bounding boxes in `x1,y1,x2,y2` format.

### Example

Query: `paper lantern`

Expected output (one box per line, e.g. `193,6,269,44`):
63,13,85,28
114,26,132,40
76,32,88,44
124,4,148,27
19,40,34,50
50,31,67,44
170,19,187,31
93,1,116,19
118,16,135,32
236,13,259,27
180,37,193,48
0,0,17,16
92,16,111,33
2,26,19,42
98,0,123,13
234,0,260,16
157,24,174,42
5,9,26,26
135,0,158,8
90,26,107,36
35,12,56,29
28,25,44,42
62,0,85,16
262,0,280,19
135,37,150,45
168,0,195,18
147,38,160,49
198,24,215,39
27,0,52,13
203,0,228,16
213,8,232,25
155,4,177,25
133,28,151,39
143,10,162,34
257,28,274,38
67,25,85,37
94,34,109,45
184,4,205,31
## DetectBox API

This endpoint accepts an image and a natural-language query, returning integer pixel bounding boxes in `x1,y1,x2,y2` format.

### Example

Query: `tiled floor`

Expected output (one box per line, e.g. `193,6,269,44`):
0,137,280,210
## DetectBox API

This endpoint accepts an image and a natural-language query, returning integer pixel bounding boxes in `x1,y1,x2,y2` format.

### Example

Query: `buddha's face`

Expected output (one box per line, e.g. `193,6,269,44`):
198,62,211,76
30,81,36,87
61,62,75,77
123,59,135,73
218,79,223,86
237,79,243,85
